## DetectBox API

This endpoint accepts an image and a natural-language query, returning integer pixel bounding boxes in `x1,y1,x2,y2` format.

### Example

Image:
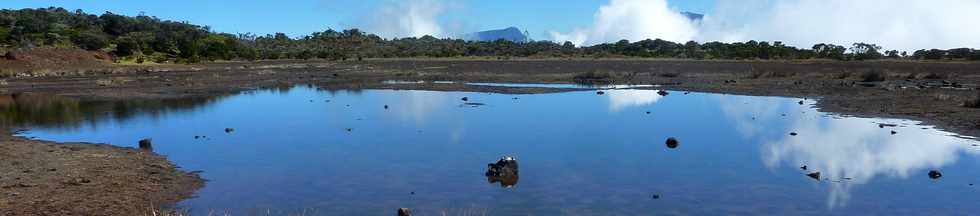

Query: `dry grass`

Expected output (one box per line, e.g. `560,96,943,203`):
572,71,614,84
965,92,980,108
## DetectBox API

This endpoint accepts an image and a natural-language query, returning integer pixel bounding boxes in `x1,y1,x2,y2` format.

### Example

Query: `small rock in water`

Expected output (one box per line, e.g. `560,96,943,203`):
398,208,412,216
138,139,153,151
928,170,942,179
806,172,821,181
384,105,389,109
879,123,898,128
665,137,679,149
345,128,353,132
657,90,669,96
461,97,469,101
486,156,520,188
800,165,808,170
410,191,415,195
790,132,798,136
652,194,661,199
596,91,605,95
224,128,235,133
798,100,804,105
194,135,200,139
645,111,651,114
891,131,897,135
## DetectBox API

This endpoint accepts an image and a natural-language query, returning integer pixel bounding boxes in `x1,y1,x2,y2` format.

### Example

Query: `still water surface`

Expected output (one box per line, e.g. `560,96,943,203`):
4,86,980,215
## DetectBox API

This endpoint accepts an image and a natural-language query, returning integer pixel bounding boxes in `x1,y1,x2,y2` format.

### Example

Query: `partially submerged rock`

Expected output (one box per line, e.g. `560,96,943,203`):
398,208,412,216
929,170,942,179
486,156,519,188
224,128,234,133
878,123,898,128
665,137,679,149
596,91,605,95
806,172,821,181
138,139,152,151
657,90,669,96
790,132,798,136
461,97,469,101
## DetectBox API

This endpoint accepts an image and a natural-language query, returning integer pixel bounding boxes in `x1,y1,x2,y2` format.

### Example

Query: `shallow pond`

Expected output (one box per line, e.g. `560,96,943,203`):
4,86,980,215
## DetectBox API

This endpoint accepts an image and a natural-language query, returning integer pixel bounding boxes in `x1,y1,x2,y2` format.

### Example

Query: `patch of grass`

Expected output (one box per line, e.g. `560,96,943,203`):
965,92,980,108
658,72,680,78
860,70,887,82
573,71,613,84
748,70,795,79
921,73,947,80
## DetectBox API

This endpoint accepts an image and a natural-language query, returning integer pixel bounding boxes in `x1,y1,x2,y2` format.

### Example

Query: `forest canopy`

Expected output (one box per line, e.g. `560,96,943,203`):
2,7,979,63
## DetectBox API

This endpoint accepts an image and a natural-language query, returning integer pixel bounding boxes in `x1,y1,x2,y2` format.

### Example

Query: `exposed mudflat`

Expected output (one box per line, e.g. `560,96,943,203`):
1,58,979,214
0,134,203,216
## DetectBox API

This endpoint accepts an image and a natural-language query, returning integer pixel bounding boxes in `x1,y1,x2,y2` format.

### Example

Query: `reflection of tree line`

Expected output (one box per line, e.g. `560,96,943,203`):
0,93,228,129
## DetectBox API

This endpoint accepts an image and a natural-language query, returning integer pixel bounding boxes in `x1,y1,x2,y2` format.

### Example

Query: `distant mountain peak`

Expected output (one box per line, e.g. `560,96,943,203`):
681,12,704,22
465,27,529,42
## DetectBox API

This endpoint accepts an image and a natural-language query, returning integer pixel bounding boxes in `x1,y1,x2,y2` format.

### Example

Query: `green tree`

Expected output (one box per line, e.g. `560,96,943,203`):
850,43,883,60
71,31,108,50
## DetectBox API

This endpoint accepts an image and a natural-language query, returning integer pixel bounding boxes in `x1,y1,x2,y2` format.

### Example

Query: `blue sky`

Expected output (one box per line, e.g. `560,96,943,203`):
0,0,715,39
5,0,977,51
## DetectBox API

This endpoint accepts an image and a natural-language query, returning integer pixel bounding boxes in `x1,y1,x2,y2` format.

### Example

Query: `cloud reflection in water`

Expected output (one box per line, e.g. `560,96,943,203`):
718,94,980,208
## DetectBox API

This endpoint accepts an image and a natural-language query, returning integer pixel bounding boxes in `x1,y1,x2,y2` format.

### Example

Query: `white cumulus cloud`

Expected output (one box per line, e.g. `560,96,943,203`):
367,0,447,38
555,0,980,51
702,0,980,51
550,0,699,46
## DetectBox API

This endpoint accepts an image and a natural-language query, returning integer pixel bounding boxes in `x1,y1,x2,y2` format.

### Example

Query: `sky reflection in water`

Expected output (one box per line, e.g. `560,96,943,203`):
8,86,980,215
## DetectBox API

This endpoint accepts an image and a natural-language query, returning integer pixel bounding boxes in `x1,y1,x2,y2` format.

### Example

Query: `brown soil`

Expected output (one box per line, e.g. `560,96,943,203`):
1,58,979,214
0,48,117,77
0,134,203,216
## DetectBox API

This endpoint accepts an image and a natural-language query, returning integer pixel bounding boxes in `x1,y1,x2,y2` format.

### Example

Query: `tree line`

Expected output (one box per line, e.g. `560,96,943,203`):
2,7,979,63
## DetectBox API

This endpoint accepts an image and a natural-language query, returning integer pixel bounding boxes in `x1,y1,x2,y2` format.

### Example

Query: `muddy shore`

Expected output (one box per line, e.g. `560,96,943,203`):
1,58,979,214
0,133,203,215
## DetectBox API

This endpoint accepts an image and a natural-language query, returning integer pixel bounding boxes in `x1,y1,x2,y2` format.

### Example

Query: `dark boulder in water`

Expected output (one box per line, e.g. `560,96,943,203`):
665,137,679,149
657,90,669,96
596,91,605,95
224,128,235,133
486,156,519,188
398,208,412,216
806,172,821,180
138,138,152,151
461,97,469,101
929,170,942,179
790,132,798,136
800,165,808,170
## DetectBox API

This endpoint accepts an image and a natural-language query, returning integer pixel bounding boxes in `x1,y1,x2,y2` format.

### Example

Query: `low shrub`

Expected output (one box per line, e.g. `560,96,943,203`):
860,70,887,82
965,92,980,108
573,71,613,84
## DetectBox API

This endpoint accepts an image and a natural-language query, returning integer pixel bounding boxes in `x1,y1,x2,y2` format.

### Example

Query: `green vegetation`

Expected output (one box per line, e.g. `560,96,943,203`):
2,7,980,63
